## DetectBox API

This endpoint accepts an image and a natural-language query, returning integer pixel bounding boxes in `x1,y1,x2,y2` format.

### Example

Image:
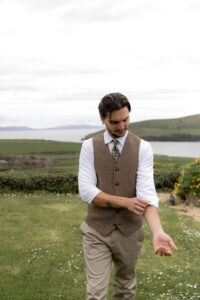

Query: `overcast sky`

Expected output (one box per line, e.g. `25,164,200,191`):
1,0,200,128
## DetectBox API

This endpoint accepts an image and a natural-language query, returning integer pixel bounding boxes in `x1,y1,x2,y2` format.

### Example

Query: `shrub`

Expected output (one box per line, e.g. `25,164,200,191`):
0,175,78,194
0,169,181,194
154,168,180,190
173,157,200,203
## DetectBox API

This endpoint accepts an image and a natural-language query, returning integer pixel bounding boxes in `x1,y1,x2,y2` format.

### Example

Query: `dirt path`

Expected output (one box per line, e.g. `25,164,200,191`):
158,193,200,223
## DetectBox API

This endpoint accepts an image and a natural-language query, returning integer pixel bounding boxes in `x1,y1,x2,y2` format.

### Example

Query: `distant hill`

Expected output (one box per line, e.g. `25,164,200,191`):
0,126,33,131
45,125,102,130
0,125,102,131
84,114,200,141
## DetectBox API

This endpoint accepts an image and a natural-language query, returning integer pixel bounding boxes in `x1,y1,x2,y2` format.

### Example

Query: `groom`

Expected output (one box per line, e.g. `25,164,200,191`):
78,92,177,299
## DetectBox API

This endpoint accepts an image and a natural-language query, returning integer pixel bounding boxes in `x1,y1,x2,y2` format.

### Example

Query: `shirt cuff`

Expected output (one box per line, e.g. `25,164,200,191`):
88,188,102,204
79,185,102,204
146,196,159,208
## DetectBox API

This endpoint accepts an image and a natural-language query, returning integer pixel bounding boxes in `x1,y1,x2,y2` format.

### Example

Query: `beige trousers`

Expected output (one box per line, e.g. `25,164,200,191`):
80,221,144,300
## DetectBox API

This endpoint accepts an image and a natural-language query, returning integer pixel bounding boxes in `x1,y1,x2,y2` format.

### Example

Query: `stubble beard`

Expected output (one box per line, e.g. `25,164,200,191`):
107,127,128,138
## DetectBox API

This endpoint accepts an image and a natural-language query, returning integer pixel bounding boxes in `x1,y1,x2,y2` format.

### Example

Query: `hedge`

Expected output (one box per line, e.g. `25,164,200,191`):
154,168,180,190
0,169,180,193
0,175,78,194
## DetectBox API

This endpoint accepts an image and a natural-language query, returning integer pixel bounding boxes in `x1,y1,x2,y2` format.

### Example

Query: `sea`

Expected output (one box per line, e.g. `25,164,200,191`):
0,129,200,158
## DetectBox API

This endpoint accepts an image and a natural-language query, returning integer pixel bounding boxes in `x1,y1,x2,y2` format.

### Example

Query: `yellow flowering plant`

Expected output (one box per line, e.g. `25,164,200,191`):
173,157,200,203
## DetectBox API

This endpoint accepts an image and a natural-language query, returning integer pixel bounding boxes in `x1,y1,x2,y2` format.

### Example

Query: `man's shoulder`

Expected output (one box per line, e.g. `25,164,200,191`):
139,139,153,156
82,138,93,150
140,138,151,148
92,132,104,141
128,132,151,149
127,131,141,142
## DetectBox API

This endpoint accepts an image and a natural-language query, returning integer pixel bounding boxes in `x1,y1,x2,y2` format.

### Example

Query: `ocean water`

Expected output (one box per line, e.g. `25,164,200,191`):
0,129,199,158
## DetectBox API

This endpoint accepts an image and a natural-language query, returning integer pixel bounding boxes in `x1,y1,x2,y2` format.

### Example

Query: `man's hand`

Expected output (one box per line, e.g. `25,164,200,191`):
126,197,149,215
153,232,178,256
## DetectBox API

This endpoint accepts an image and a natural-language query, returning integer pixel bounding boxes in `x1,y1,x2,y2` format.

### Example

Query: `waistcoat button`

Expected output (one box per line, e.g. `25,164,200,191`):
115,167,119,171
115,182,120,186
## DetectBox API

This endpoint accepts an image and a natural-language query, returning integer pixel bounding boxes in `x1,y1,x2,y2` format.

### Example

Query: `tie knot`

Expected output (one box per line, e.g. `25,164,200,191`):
112,139,119,147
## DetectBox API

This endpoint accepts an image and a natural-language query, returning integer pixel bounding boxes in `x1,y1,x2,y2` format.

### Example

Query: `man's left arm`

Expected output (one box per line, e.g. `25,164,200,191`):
137,140,177,256
144,205,178,256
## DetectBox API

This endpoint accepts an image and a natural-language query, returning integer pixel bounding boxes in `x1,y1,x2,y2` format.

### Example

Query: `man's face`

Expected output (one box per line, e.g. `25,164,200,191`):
101,107,130,138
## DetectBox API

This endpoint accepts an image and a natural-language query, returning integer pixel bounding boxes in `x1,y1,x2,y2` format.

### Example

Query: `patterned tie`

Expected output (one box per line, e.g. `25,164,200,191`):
112,139,120,163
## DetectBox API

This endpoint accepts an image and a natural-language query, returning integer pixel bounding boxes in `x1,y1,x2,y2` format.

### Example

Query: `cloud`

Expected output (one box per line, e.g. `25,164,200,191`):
0,0,200,128
133,89,200,100
60,0,155,23
188,0,200,10
0,113,6,122
0,84,39,92
14,0,156,20
12,0,71,11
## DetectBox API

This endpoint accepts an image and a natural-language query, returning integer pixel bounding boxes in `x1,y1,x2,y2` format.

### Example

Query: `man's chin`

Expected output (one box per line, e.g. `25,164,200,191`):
113,130,127,138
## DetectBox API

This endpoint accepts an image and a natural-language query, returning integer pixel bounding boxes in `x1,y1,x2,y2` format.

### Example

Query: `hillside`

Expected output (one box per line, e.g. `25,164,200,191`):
84,114,200,141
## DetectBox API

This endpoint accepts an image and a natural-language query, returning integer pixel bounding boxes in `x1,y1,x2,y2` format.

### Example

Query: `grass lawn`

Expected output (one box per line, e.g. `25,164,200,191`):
0,193,200,299
0,140,196,177
0,140,82,175
154,155,194,168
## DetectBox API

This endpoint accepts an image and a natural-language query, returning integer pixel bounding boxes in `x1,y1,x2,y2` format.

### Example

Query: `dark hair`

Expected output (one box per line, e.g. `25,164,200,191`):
98,92,131,119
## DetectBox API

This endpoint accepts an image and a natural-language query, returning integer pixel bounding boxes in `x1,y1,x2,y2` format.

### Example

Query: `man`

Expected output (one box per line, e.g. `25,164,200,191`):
78,93,177,300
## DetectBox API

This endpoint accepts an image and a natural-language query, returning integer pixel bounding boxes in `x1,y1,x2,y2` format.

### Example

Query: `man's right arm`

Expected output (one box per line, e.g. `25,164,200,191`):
93,191,149,215
78,139,148,215
78,139,101,204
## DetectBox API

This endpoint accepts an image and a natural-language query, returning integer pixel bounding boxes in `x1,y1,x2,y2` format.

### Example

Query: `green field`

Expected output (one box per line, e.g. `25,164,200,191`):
0,140,194,178
0,193,200,299
129,114,200,140
154,155,194,169
0,140,82,175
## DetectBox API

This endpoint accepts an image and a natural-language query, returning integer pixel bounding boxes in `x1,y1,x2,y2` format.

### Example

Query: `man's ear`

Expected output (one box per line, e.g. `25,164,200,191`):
100,115,105,124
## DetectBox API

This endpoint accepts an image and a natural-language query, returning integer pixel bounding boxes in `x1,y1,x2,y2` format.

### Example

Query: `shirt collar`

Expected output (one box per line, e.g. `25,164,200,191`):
104,130,128,146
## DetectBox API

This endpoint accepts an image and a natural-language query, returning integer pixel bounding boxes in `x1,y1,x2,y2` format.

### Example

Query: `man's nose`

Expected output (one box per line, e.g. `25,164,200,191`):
118,122,125,130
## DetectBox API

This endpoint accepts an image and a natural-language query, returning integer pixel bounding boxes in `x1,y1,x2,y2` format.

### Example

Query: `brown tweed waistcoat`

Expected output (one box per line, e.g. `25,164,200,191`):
85,131,143,237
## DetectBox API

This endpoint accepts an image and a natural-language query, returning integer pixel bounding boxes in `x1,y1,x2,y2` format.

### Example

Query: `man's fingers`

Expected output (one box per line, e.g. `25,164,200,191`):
139,202,149,209
135,199,149,210
128,197,149,214
153,234,178,257
135,205,147,214
136,198,149,206
155,246,172,256
134,209,145,215
154,247,159,254
164,247,172,256
133,197,148,205
168,239,178,251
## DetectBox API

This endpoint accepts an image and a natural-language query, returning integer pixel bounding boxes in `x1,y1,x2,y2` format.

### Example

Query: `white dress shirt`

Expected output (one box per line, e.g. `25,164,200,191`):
78,130,159,208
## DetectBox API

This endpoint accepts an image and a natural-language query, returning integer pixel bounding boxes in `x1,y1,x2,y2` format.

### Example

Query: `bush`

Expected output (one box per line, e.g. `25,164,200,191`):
0,175,78,194
173,158,200,203
154,168,180,190
0,167,184,194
